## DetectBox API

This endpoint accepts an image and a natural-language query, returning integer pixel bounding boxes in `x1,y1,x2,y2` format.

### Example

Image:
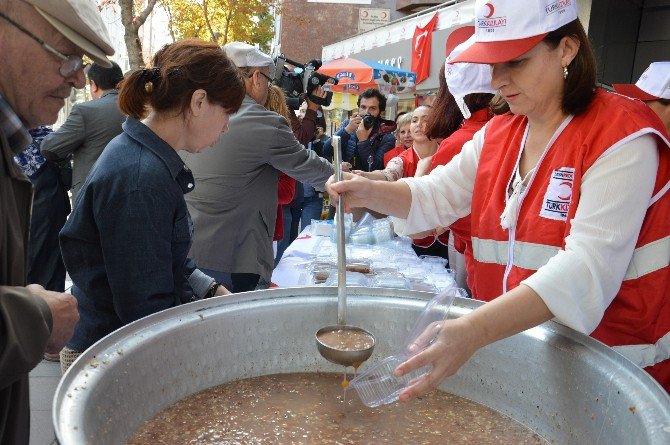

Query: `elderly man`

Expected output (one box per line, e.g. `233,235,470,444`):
0,0,114,442
182,42,333,292
41,61,126,201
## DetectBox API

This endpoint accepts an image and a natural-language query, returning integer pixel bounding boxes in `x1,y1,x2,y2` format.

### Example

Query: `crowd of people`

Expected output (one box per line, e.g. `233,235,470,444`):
1,0,669,442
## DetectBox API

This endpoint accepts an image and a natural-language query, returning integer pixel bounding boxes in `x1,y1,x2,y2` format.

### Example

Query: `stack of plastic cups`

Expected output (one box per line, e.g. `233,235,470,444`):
347,286,467,407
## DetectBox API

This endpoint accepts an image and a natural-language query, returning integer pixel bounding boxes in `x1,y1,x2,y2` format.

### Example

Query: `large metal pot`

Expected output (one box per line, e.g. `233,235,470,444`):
54,287,670,444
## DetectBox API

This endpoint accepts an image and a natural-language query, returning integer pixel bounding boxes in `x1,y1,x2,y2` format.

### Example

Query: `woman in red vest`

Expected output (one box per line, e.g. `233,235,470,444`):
327,0,670,395
355,106,449,257
418,34,500,291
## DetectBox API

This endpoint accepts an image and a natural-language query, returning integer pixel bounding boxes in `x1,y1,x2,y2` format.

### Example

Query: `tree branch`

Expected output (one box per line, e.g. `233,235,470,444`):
134,0,159,31
201,0,218,43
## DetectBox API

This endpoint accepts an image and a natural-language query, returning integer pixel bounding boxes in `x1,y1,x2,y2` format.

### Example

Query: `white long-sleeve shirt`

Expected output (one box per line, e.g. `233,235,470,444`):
393,126,659,334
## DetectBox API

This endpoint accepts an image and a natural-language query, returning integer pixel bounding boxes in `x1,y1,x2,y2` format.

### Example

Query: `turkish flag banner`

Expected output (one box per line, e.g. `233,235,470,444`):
411,13,439,84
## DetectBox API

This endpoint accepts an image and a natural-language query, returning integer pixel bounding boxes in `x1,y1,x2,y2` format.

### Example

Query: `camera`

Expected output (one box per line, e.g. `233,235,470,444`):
274,54,338,110
362,113,376,130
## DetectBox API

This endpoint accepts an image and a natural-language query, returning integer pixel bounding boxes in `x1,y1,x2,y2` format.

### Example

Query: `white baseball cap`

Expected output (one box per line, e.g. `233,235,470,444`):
223,42,275,78
25,0,114,67
446,35,497,118
451,0,579,64
612,62,670,101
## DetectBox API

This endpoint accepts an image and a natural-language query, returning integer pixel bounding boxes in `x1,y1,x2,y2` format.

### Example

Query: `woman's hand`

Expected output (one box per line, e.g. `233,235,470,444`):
415,156,433,177
351,169,372,178
326,171,375,212
394,317,482,402
215,285,232,296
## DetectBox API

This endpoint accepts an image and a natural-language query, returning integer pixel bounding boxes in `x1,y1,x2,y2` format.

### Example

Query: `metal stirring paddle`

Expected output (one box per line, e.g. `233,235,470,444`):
316,134,375,367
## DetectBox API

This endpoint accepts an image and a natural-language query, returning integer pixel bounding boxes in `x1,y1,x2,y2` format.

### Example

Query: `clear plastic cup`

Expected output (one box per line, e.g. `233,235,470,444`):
348,286,467,407
346,356,425,408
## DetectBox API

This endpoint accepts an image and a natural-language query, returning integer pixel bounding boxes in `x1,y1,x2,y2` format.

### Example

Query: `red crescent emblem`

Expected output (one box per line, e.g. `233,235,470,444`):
558,181,572,200
484,3,495,18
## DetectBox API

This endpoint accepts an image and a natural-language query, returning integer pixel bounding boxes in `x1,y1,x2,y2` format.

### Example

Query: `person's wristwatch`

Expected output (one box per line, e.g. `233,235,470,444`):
204,281,220,299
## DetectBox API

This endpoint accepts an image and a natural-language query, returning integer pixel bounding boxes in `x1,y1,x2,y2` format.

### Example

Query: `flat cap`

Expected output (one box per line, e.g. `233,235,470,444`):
223,42,275,77
24,0,114,67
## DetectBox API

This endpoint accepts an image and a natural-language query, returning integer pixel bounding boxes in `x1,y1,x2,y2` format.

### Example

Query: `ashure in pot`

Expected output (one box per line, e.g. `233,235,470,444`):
54,287,670,444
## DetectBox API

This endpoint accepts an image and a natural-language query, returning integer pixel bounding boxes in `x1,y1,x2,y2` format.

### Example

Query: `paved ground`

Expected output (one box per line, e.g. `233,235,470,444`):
29,359,61,445
29,275,72,444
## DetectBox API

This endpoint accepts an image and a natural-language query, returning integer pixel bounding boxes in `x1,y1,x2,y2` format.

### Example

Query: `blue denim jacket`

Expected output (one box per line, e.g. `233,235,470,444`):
60,118,212,351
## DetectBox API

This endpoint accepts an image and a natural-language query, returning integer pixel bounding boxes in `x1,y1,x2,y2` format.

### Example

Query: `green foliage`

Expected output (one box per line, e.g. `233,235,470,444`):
162,0,277,51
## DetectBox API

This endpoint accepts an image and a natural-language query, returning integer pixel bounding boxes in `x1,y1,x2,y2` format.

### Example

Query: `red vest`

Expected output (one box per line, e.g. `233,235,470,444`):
430,110,491,278
384,145,405,167
468,90,670,391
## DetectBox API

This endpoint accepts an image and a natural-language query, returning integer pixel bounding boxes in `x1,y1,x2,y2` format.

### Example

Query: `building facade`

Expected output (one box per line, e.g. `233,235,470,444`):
322,0,670,109
276,0,411,62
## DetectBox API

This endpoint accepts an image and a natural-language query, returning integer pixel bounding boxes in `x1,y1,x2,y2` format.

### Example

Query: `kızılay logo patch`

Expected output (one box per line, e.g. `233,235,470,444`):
477,2,507,30
545,0,571,15
540,167,575,221
335,71,355,80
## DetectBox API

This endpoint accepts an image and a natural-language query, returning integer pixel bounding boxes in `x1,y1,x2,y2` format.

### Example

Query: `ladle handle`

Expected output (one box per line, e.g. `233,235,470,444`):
332,135,347,325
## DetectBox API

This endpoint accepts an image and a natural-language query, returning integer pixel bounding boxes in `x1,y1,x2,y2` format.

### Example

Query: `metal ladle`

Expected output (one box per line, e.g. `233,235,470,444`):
315,134,375,367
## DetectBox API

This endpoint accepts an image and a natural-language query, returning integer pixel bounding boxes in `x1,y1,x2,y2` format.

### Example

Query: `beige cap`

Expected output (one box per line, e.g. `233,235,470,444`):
24,0,114,67
223,42,275,78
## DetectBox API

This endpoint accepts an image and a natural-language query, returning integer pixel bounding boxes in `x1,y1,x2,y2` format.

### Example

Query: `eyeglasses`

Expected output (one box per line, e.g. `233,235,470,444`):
0,11,86,78
258,71,273,84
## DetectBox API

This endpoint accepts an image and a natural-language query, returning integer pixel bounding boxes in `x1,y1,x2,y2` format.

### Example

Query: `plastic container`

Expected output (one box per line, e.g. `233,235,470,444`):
325,271,369,287
309,219,333,236
350,227,374,245
348,287,467,407
370,274,411,290
371,219,394,244
329,222,352,244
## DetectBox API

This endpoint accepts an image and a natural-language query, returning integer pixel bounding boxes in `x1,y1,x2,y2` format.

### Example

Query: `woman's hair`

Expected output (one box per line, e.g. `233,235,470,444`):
543,19,596,115
395,112,412,131
394,111,408,123
264,85,292,123
489,93,511,115
118,39,246,119
426,63,495,139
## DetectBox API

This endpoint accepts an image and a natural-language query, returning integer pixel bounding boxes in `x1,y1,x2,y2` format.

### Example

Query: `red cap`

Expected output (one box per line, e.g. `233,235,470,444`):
445,26,475,57
612,83,660,101
450,33,547,64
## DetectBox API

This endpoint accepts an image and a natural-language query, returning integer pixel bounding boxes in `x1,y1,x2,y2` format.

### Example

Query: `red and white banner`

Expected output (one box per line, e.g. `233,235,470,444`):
411,13,438,84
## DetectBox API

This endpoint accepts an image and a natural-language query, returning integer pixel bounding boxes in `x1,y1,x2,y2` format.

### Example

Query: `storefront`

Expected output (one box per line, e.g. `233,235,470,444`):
322,0,477,115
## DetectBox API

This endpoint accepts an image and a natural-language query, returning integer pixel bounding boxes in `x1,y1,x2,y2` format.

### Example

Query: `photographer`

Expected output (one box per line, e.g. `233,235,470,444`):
325,88,396,171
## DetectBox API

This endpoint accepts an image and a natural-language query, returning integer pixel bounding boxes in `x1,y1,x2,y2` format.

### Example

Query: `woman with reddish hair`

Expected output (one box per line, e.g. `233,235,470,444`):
59,39,245,372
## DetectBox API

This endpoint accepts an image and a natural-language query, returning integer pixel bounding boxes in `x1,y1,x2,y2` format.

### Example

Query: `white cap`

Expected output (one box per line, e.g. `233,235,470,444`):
451,0,579,64
223,42,275,78
25,0,114,67
613,62,670,101
446,36,496,118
